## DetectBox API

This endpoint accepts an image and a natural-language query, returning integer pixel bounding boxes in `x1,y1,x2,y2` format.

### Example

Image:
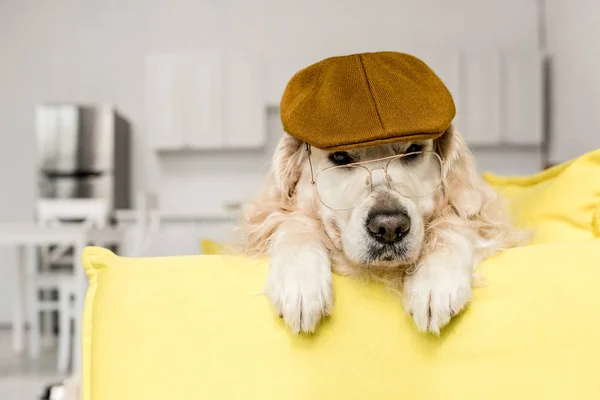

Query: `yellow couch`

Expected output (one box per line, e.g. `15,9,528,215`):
483,149,600,244
82,149,600,400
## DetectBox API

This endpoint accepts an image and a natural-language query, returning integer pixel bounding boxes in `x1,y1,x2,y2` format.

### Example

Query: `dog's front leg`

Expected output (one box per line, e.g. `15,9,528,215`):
403,228,474,334
266,217,333,334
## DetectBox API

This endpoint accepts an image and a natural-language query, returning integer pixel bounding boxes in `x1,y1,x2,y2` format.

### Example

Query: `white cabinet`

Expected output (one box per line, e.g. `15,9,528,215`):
145,53,265,151
460,52,503,145
145,54,222,150
179,55,224,150
221,54,266,148
145,51,543,151
502,53,543,145
449,51,543,147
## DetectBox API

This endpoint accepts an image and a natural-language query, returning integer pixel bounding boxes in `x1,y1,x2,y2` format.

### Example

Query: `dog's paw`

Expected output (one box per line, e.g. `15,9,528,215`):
403,263,472,334
265,249,333,334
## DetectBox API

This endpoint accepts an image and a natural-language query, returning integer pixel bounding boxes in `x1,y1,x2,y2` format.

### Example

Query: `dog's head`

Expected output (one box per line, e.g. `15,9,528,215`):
305,139,441,267
244,123,497,269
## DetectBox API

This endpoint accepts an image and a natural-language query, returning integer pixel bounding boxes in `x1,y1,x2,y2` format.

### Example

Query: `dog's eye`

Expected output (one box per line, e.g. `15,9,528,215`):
329,152,353,165
405,144,422,154
403,144,423,162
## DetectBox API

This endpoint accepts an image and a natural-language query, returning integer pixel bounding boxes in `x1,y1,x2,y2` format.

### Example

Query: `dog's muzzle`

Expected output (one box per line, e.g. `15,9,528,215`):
366,210,411,244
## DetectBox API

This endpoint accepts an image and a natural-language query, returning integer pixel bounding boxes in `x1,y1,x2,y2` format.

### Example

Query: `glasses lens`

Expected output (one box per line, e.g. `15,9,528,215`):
315,165,371,209
386,152,442,198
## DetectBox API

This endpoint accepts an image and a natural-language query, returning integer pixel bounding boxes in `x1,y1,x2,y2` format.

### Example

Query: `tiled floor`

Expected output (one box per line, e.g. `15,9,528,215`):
0,329,65,399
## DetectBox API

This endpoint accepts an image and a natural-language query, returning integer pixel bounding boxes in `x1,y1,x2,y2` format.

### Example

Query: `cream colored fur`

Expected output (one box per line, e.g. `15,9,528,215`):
241,124,524,334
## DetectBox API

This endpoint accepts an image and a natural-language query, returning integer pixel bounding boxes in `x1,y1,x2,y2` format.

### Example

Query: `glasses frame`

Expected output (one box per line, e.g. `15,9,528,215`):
306,144,446,210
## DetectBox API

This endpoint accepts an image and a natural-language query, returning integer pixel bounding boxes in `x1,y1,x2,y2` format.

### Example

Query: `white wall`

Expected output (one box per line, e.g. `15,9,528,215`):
546,0,600,163
0,0,540,323
0,0,541,206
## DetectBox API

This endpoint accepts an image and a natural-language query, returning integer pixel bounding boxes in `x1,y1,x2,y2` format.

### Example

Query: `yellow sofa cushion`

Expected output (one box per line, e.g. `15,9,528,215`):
483,148,600,244
82,241,600,400
200,238,226,255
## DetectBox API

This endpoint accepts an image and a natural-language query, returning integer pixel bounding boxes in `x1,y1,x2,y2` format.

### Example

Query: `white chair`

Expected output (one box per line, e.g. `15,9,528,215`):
32,198,110,373
128,191,160,257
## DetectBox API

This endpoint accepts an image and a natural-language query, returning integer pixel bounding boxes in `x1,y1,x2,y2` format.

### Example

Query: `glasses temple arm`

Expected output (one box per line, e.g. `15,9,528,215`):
305,143,315,184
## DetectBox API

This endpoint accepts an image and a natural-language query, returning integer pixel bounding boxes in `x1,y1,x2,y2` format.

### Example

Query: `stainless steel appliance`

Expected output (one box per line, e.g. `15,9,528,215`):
35,103,131,210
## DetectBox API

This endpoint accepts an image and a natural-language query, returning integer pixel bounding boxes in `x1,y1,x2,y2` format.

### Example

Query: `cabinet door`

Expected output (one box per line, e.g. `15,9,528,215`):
221,54,266,148
181,54,224,150
145,54,224,150
502,52,543,145
460,52,503,146
145,55,185,150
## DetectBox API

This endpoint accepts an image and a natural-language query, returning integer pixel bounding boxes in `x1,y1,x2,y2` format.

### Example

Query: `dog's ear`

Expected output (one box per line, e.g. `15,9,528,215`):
433,123,525,254
271,133,306,202
238,134,307,256
435,123,487,219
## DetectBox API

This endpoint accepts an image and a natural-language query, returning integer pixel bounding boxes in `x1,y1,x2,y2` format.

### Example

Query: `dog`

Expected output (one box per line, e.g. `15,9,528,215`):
241,123,524,334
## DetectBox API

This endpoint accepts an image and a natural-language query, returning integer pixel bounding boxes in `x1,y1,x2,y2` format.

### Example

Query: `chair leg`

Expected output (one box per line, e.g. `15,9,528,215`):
27,292,40,359
26,245,40,359
12,245,26,354
41,292,56,349
57,284,71,374
72,239,87,374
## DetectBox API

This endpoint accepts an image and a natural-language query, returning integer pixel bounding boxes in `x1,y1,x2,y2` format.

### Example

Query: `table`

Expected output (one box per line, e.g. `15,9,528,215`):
114,209,239,256
0,223,125,373
113,209,239,224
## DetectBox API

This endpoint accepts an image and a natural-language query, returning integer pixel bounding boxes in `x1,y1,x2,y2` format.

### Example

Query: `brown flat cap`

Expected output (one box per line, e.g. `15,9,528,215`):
280,52,455,151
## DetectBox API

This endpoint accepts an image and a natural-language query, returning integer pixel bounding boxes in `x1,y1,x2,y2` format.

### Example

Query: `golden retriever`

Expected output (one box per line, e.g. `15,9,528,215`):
241,123,524,334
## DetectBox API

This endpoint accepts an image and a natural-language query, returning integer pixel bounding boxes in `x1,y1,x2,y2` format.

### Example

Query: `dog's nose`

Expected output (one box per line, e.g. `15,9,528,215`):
366,211,411,243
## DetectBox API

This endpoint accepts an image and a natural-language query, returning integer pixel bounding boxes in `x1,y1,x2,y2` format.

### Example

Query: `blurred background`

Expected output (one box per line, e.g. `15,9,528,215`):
1,0,599,398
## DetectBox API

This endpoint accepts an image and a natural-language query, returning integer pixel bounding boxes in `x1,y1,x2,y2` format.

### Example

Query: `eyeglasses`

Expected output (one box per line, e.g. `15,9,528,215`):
306,145,445,210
